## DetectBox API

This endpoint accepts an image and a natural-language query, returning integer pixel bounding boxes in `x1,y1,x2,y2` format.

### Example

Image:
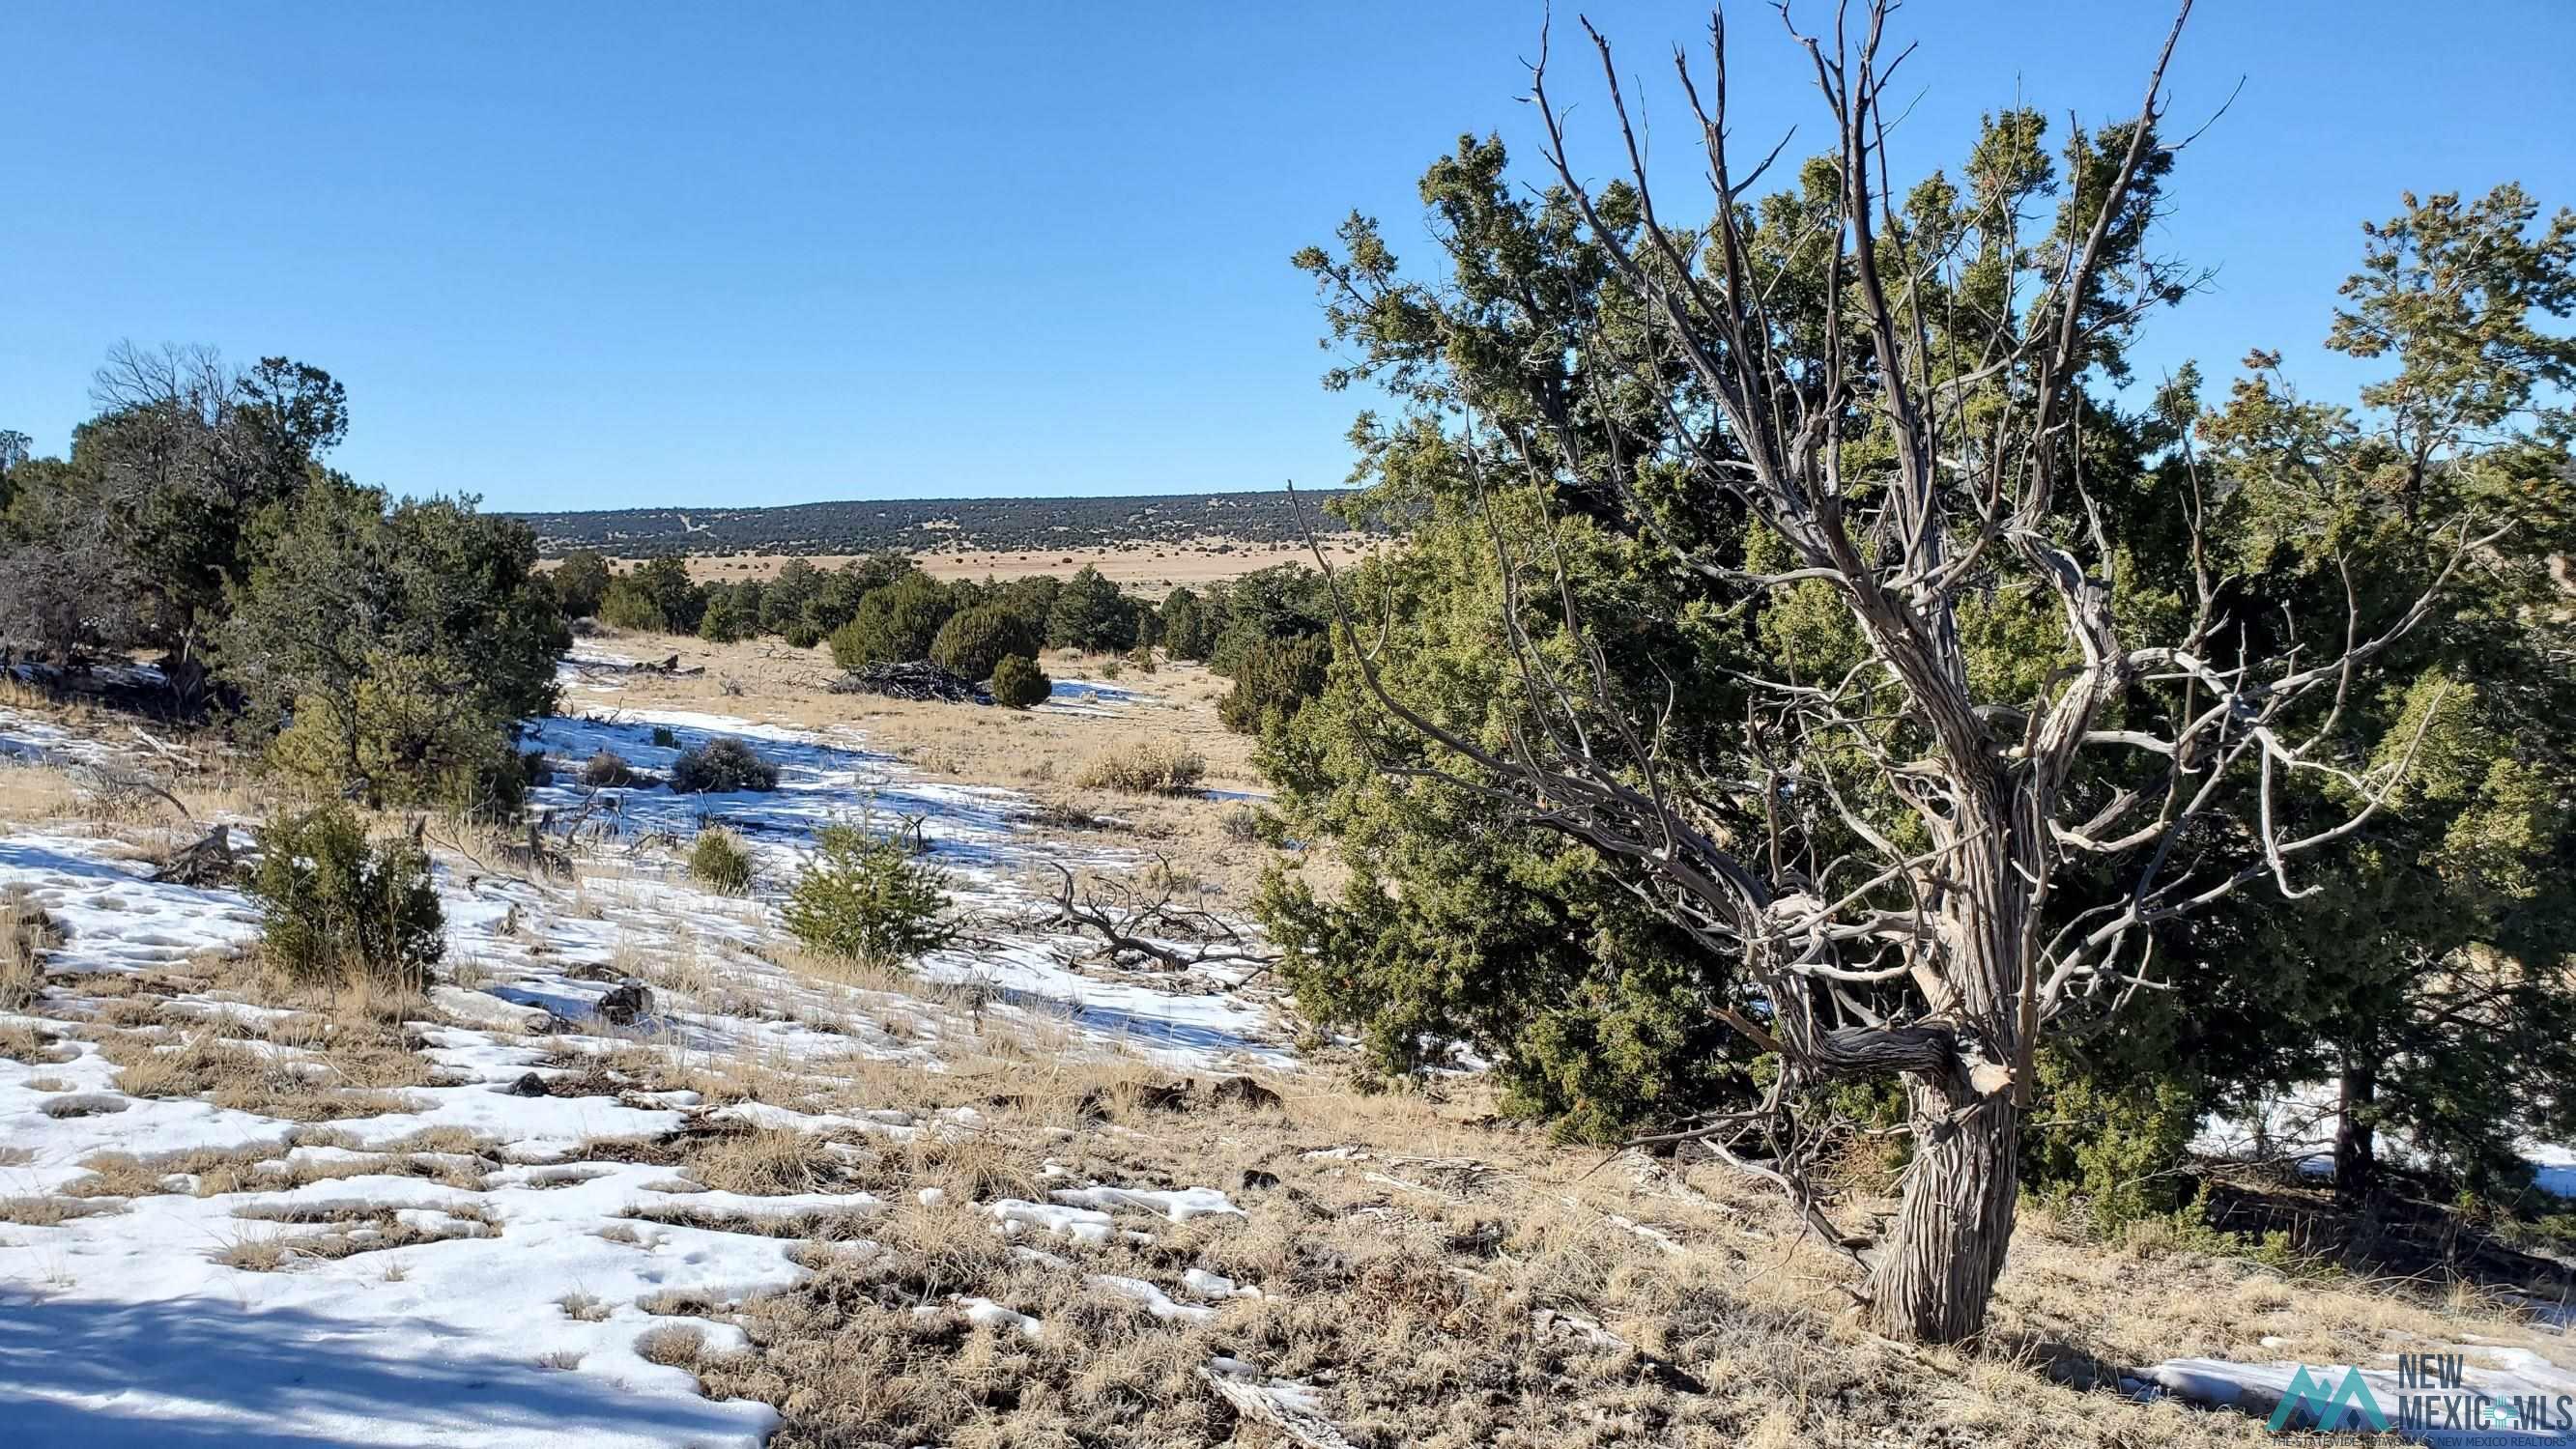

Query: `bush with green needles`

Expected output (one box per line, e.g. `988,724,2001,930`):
782,825,954,966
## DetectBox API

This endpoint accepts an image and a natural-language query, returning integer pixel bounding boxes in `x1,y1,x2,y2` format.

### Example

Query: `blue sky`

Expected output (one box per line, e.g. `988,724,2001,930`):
5,2,2571,512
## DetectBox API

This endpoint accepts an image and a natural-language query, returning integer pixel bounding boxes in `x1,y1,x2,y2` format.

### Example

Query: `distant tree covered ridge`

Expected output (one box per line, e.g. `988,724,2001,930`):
503,488,1365,557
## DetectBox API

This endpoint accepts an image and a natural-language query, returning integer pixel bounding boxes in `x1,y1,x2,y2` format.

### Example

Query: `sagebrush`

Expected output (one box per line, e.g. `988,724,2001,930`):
672,737,779,793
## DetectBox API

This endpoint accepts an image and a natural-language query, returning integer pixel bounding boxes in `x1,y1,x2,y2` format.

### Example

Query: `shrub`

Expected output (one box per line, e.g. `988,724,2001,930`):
1160,586,1215,660
269,659,530,817
698,586,750,643
1218,634,1331,734
2020,1055,2203,1232
551,551,611,618
782,825,955,964
580,750,640,788
929,605,1041,682
649,725,680,749
3,885,65,1010
1044,565,1137,652
250,806,444,985
1075,739,1205,794
829,574,956,670
689,828,755,894
596,576,666,632
990,654,1051,710
760,559,822,637
671,737,779,793
630,557,707,634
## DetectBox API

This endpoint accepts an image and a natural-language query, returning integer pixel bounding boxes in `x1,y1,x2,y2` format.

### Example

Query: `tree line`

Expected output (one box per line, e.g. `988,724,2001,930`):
544,546,1339,725
0,344,563,813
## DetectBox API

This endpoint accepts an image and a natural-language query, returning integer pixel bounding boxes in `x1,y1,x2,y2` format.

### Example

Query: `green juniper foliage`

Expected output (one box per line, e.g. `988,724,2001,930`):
689,826,756,895
1267,107,2576,1226
1216,633,1330,736
226,480,566,812
1159,586,1216,661
829,573,957,669
990,653,1051,710
550,550,611,619
930,604,1042,681
783,824,956,965
251,805,444,986
1044,565,1137,652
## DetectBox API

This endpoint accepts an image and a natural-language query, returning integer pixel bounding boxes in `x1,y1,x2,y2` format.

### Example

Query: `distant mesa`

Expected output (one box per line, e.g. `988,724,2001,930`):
504,488,1361,557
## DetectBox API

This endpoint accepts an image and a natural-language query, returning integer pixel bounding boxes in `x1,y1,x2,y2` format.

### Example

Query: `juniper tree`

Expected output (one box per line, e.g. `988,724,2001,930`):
1280,3,2511,1342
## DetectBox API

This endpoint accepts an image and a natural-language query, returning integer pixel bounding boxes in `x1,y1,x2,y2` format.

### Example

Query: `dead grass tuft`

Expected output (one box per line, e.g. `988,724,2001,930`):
0,1194,126,1225
98,1023,427,1122
215,1201,493,1270
1073,739,1206,795
2,884,66,1009
0,1019,72,1064
685,1127,864,1197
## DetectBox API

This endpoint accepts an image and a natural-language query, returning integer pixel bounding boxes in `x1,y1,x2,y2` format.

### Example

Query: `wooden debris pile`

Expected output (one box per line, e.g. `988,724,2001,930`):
827,660,986,703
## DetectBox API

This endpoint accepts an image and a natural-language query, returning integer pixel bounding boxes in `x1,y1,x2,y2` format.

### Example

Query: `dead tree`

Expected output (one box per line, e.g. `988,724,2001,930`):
1046,862,1276,975
1301,1,2490,1342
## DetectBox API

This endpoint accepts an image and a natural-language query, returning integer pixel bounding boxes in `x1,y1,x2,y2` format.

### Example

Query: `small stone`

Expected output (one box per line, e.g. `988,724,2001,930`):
509,1071,549,1096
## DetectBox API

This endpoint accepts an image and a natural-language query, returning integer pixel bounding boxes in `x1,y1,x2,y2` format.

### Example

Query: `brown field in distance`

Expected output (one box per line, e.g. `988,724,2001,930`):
583,535,1377,599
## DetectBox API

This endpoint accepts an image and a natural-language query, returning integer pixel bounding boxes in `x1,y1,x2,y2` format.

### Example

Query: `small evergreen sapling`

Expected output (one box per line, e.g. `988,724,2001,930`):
782,825,955,965
990,654,1050,710
251,805,444,986
689,827,755,894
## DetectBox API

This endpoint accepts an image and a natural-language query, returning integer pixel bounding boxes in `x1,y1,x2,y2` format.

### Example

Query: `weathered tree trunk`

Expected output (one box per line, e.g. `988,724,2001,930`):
1866,1086,2020,1342
1863,812,2028,1343
2334,1052,2377,1207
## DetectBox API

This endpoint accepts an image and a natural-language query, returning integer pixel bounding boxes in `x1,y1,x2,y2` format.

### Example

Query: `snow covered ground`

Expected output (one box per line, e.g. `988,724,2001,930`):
2146,1349,2576,1446
0,670,1300,1445
2194,1087,2576,1201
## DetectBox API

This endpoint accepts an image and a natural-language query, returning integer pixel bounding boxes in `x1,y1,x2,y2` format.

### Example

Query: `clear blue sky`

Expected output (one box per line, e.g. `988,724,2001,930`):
5,2,2571,512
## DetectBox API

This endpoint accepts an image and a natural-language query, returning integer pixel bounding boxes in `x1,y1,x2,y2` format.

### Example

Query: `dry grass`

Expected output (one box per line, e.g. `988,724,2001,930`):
0,1194,126,1226
686,1106,2303,1449
215,1202,489,1270
64,1131,496,1201
0,1018,71,1064
1072,739,1206,795
590,1020,2565,1449
2,883,65,1010
635,1322,709,1367
594,537,1376,599
683,1127,866,1197
99,1027,426,1122
0,764,84,826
